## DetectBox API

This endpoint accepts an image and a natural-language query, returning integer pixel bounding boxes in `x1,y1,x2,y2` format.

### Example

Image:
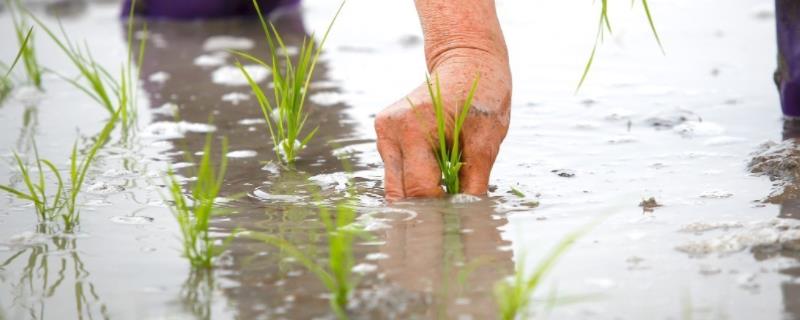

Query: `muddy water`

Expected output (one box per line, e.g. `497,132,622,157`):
0,0,796,319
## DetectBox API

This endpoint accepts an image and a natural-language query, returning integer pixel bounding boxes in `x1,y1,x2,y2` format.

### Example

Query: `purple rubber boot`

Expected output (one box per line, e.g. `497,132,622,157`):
776,0,800,118
121,0,300,19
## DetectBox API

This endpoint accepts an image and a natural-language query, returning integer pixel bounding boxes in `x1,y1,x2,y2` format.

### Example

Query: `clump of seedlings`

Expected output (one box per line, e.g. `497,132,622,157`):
235,0,344,167
494,221,596,320
0,108,119,231
408,74,480,194
61,108,121,231
577,0,663,89
0,141,63,221
27,0,146,130
8,0,43,89
249,199,366,319
166,133,230,269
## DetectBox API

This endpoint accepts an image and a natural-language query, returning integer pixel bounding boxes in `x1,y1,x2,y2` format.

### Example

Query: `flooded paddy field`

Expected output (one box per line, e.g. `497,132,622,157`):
0,0,796,319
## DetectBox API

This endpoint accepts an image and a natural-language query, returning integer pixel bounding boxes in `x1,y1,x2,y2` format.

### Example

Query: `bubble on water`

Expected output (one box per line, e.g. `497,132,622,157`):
142,121,216,140
212,65,269,86
352,263,378,274
194,51,229,67
148,71,170,84
238,118,266,125
226,150,258,158
111,216,154,225
203,35,254,51
221,92,250,105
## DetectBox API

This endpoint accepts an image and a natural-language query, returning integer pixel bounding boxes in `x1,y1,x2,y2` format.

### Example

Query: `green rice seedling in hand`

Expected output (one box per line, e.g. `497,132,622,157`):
494,221,597,320
408,74,479,194
166,134,230,269
235,0,343,167
577,0,663,90
8,0,43,89
0,141,64,221
249,201,366,319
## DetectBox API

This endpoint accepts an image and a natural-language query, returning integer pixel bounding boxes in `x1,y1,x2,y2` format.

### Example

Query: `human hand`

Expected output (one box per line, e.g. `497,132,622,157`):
374,49,511,200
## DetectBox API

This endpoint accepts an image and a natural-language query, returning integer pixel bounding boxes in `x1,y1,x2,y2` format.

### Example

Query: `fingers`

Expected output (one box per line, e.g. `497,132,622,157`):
459,122,503,196
401,137,443,198
375,114,405,200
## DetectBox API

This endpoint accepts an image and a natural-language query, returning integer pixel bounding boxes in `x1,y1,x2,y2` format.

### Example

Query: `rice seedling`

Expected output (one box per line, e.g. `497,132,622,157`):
61,107,121,231
249,200,367,319
0,25,35,104
8,0,43,89
408,74,480,194
235,0,344,167
26,0,147,130
577,0,663,90
0,140,64,221
165,133,230,269
494,220,597,320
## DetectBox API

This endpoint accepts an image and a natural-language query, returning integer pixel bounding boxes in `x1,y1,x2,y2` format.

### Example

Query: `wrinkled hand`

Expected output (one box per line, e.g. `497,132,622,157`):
374,50,511,200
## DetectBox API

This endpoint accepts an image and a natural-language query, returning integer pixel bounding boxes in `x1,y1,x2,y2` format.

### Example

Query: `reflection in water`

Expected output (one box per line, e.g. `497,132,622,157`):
123,3,515,318
0,224,108,320
376,198,513,319
770,118,800,318
180,268,215,320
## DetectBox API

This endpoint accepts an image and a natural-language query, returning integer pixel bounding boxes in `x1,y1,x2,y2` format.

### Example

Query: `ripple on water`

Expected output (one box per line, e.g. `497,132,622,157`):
251,188,305,203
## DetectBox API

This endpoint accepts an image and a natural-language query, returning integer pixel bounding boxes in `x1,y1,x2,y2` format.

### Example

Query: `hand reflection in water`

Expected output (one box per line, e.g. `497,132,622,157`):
375,198,513,319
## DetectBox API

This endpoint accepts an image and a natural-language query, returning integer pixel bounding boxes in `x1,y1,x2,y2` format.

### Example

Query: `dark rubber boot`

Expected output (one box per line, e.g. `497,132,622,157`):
776,0,800,118
121,0,300,19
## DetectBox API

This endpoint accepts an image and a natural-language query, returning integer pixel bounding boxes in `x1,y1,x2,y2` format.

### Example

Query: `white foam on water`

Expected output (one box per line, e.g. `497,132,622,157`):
142,121,217,140
309,91,346,107
238,118,266,125
221,92,250,105
148,71,170,84
194,51,229,67
203,36,254,51
212,65,269,86
226,150,258,158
